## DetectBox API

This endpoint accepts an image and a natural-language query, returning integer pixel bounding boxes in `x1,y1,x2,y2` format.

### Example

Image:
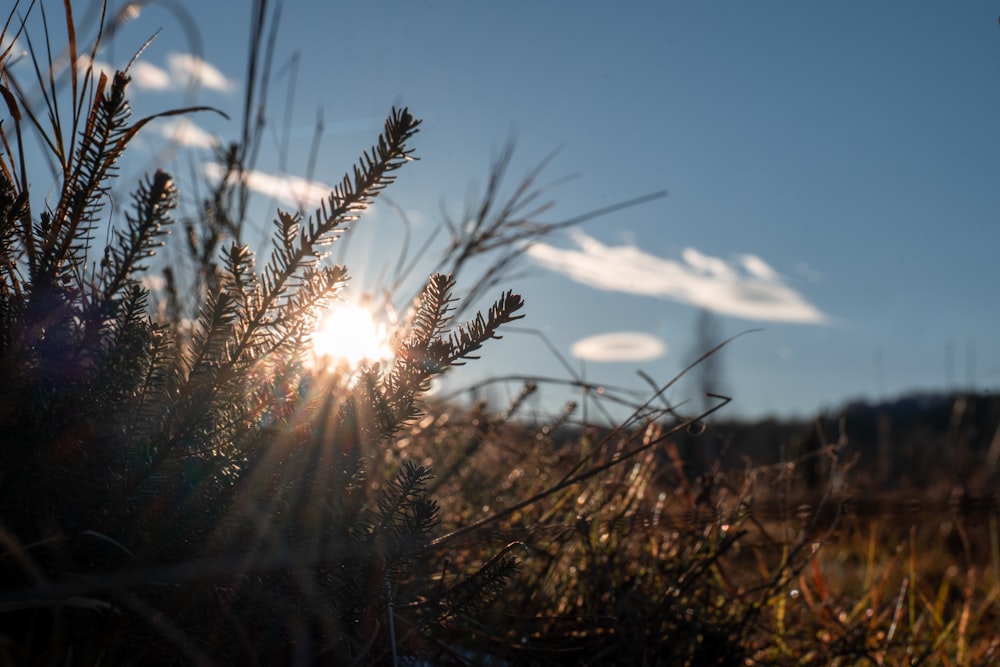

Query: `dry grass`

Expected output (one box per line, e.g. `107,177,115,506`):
3,2,999,664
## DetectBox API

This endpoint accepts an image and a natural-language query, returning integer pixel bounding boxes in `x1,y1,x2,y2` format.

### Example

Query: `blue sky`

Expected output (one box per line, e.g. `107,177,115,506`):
7,1,1000,421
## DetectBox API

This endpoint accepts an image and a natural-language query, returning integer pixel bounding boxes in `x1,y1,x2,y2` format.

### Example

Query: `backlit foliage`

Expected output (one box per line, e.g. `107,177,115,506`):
2,2,998,666
0,3,526,662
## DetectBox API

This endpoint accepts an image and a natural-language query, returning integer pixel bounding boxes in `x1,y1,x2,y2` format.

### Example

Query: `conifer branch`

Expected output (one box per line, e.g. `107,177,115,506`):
0,167,28,297
446,289,525,365
226,107,420,369
437,542,522,619
1,4,557,659
97,169,175,304
48,70,131,282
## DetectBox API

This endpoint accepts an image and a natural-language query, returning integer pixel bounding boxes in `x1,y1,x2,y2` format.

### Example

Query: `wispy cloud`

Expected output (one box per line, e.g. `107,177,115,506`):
78,52,236,92
0,35,24,60
528,230,829,324
571,331,668,362
131,61,171,90
203,163,332,209
75,54,115,81
165,53,235,92
156,118,216,147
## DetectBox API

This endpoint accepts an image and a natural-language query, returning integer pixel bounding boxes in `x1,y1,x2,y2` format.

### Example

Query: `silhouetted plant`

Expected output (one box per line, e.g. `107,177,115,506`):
5,2,998,666
0,3,527,663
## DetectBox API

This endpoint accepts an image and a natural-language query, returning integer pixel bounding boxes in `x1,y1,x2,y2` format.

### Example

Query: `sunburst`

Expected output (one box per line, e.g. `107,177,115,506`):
310,300,392,371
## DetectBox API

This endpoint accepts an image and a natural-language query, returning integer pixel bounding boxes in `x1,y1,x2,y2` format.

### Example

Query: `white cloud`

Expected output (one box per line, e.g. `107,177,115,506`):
203,162,332,209
117,3,142,22
75,54,115,81
75,52,234,93
739,253,780,281
1,35,25,60
166,53,235,92
131,61,171,90
571,332,668,362
157,118,216,147
528,230,829,324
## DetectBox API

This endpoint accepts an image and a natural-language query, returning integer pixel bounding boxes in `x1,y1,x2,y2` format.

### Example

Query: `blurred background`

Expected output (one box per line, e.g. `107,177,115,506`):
7,0,999,421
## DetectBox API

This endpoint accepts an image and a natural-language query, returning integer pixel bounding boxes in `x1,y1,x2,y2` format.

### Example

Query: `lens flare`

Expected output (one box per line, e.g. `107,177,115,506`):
311,301,392,370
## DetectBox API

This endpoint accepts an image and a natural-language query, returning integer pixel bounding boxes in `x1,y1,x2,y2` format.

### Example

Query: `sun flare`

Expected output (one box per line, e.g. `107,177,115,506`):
310,301,392,370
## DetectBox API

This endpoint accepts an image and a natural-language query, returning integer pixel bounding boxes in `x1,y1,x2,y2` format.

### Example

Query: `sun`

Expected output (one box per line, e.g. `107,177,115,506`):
310,300,392,371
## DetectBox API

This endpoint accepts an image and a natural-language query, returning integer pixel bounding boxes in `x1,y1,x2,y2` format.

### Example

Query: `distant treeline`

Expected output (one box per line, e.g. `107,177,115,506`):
548,390,1000,499
676,390,1000,497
